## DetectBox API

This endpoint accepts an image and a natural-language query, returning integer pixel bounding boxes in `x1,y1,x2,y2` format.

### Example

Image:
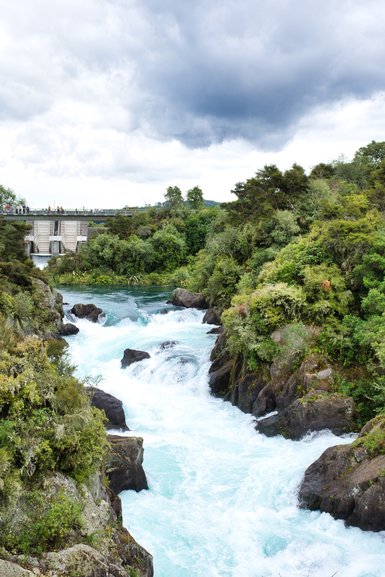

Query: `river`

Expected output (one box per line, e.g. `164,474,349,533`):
60,286,385,577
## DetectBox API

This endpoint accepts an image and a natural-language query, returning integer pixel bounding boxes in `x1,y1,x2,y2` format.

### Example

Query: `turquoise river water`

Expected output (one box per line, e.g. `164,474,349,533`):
60,286,385,577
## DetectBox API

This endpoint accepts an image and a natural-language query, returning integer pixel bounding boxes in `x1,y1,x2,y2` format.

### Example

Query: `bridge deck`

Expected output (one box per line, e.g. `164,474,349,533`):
1,209,135,222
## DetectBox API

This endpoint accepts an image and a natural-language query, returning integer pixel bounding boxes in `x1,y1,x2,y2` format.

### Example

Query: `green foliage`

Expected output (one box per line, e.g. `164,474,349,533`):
3,489,83,554
0,184,17,210
258,236,329,285
164,185,183,209
204,256,242,308
223,283,305,366
186,186,204,210
0,334,107,493
309,163,336,180
338,377,385,428
353,416,385,457
270,210,300,246
184,208,217,255
226,163,308,224
354,140,385,167
0,219,32,262
148,226,187,271
361,289,385,316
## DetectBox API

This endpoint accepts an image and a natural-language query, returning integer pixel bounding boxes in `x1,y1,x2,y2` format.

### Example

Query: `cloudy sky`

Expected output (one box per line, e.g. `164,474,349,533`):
1,0,385,209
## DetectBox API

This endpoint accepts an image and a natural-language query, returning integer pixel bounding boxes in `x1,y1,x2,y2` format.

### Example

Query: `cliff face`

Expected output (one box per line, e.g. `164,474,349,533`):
208,330,385,531
0,470,153,576
208,331,356,440
0,280,153,577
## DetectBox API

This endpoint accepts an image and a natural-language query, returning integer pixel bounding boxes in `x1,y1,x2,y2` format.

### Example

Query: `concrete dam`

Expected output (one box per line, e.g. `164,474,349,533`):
2,209,134,260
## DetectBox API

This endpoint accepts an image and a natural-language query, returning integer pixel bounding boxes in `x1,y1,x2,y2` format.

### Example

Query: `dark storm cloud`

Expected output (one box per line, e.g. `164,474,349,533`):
1,0,385,151
127,0,385,147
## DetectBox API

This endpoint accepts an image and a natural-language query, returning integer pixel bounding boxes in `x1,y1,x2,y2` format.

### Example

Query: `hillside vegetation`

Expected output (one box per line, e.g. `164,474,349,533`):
0,218,109,557
48,141,385,427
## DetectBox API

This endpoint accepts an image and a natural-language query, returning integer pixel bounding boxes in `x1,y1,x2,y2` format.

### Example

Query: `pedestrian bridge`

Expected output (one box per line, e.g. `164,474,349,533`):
2,208,135,257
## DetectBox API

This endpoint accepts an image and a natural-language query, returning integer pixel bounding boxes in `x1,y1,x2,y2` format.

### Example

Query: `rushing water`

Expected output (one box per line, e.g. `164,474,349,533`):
61,286,385,577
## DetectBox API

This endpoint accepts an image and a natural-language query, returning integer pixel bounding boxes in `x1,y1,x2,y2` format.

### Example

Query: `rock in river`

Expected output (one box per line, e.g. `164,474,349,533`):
59,322,80,336
89,387,129,431
121,348,151,368
169,288,208,309
298,415,385,531
70,303,103,322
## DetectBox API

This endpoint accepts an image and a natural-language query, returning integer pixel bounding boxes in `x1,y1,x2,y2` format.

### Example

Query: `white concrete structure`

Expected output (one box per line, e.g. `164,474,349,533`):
27,219,88,255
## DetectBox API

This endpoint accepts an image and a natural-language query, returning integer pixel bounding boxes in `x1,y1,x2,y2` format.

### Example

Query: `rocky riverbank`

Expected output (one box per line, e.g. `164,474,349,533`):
207,320,385,531
0,285,153,576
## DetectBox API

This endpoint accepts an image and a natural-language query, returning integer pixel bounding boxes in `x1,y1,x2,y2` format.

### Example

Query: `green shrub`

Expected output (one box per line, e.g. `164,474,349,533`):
3,489,83,554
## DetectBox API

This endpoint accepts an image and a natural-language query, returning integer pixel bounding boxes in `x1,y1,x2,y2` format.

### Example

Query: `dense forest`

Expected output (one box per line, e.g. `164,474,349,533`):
49,141,385,430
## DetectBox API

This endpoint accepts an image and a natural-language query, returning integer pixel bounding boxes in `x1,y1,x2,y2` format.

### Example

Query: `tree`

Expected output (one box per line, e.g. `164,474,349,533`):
186,186,204,210
0,184,16,211
185,208,218,255
164,186,183,209
309,163,336,180
227,165,283,222
354,140,385,167
148,225,187,271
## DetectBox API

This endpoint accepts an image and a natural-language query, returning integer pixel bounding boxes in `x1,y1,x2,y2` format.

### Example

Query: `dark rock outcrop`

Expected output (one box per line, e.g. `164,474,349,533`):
107,435,148,494
256,394,355,439
169,288,208,309
208,330,233,398
203,307,221,325
207,326,222,335
209,360,234,398
299,416,385,531
70,303,103,322
59,322,80,336
121,348,151,368
208,330,356,440
89,387,129,431
231,372,273,414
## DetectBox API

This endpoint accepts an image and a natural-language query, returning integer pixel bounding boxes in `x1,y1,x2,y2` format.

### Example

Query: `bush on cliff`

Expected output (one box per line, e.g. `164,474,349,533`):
0,321,108,552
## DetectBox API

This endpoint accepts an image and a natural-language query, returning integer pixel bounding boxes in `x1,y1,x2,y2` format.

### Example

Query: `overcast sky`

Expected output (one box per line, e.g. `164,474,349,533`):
1,0,385,208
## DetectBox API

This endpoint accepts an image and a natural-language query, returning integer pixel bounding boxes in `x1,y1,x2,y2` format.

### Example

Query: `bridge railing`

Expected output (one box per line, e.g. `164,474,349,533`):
1,208,136,217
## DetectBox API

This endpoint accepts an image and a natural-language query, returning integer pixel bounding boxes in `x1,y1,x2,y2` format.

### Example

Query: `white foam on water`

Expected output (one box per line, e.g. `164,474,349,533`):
62,288,385,577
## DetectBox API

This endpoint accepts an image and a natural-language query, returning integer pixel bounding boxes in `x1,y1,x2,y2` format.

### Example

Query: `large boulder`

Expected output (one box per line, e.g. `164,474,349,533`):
70,303,103,322
121,348,151,368
0,560,35,576
202,307,221,325
256,393,355,440
299,416,385,531
1,536,153,577
106,435,148,494
89,387,129,431
38,534,153,577
59,322,79,336
273,354,334,411
169,288,208,309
